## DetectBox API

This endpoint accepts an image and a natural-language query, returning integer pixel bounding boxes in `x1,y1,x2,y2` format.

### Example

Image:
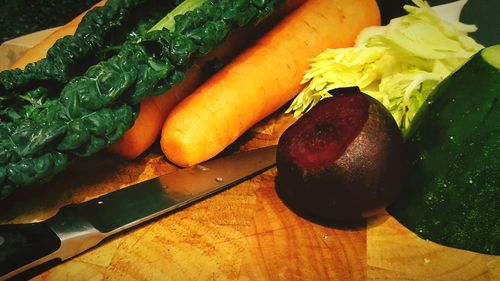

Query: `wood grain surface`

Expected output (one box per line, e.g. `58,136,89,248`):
0,27,499,281
0,112,497,281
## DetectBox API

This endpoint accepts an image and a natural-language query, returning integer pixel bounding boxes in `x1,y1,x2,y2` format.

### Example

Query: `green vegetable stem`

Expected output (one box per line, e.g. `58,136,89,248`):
0,0,285,199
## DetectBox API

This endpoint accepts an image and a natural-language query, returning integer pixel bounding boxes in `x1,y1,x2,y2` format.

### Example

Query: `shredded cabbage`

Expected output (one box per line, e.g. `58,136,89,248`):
286,0,483,134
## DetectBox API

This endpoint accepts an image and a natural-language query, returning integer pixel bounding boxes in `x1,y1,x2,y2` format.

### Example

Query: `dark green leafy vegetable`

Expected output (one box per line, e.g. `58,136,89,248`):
0,0,178,93
0,0,285,199
389,45,500,255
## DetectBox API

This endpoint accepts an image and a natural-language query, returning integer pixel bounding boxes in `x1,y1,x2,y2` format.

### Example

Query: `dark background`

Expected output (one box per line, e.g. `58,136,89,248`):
0,0,99,43
0,0,497,46
378,0,498,47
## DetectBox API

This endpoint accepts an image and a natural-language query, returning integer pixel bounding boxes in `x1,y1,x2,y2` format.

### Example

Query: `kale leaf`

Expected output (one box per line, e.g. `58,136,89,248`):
0,0,285,199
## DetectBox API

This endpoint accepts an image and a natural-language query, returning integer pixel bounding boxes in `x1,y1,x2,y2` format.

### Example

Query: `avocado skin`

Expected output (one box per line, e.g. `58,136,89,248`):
389,47,500,255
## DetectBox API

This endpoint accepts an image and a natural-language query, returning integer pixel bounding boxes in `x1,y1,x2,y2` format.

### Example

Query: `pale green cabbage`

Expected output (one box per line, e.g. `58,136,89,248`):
286,0,483,134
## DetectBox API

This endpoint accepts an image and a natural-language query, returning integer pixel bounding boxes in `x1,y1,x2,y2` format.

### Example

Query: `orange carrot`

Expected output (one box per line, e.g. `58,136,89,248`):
108,58,207,158
160,0,381,167
10,0,106,70
109,0,306,158
9,0,306,159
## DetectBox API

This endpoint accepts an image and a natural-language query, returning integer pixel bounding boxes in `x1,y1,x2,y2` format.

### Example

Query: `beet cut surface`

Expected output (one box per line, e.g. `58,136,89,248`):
281,88,369,170
276,87,406,223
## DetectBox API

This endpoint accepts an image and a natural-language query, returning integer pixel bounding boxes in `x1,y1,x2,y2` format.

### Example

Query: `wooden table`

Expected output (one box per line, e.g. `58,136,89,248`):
0,29,498,281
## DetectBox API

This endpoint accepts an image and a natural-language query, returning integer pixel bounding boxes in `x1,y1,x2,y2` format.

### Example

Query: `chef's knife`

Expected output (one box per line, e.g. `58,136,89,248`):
0,145,277,280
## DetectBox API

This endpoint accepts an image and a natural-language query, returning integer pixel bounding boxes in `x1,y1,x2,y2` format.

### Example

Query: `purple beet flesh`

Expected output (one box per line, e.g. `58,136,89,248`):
276,87,406,222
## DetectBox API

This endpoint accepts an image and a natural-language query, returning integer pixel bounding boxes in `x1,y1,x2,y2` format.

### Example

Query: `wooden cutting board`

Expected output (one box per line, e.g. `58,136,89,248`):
0,28,498,281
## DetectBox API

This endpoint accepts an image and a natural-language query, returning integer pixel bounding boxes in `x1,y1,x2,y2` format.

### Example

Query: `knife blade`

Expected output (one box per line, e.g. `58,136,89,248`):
0,145,277,280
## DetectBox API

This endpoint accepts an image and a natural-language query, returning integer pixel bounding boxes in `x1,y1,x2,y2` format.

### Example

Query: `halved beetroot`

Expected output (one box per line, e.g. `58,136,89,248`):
276,87,406,222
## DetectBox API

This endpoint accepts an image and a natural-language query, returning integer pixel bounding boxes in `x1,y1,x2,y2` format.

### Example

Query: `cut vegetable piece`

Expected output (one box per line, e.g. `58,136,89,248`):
389,45,500,255
276,87,406,222
483,44,500,68
280,89,368,170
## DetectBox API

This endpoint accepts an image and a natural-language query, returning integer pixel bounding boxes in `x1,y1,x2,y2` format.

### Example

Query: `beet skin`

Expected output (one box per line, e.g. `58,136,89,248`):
276,87,406,222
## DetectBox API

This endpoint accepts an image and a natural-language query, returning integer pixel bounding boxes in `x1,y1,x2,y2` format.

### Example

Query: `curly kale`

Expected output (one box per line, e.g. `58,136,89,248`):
1,0,132,91
0,0,179,125
0,0,285,199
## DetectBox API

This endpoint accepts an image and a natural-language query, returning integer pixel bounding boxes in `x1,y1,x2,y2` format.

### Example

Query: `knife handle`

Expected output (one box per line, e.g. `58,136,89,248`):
0,222,61,279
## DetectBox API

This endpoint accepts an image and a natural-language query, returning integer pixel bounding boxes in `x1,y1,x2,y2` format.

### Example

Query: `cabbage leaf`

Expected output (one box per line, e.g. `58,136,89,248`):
286,0,483,134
